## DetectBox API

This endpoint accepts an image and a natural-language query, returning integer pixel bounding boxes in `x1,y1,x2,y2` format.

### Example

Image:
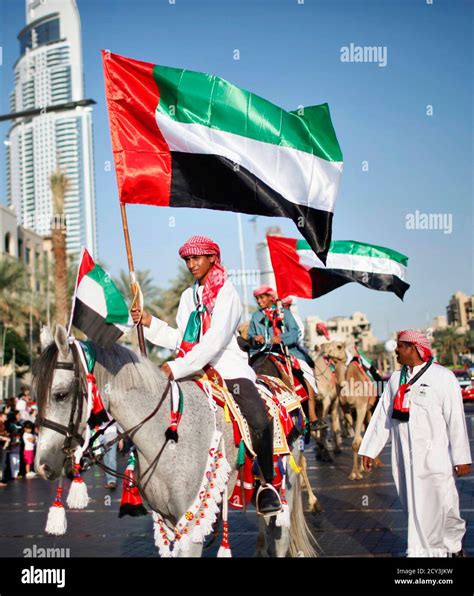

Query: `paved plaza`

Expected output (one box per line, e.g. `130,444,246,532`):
0,404,473,559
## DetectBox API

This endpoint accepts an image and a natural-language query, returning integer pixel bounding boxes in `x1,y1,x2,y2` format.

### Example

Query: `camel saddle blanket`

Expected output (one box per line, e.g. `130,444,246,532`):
266,353,308,401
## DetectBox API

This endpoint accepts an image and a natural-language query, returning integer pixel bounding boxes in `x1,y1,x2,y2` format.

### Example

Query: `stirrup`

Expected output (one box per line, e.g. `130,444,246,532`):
255,483,282,517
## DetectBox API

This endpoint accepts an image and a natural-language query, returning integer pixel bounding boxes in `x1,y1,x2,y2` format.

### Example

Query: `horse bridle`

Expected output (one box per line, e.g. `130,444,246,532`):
37,342,173,486
38,345,87,456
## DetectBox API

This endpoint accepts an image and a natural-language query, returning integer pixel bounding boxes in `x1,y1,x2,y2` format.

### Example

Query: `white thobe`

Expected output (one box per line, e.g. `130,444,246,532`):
144,280,256,382
359,362,472,557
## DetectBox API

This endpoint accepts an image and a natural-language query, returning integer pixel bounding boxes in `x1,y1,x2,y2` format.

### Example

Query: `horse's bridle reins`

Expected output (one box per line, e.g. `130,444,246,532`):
38,341,172,486
38,351,85,456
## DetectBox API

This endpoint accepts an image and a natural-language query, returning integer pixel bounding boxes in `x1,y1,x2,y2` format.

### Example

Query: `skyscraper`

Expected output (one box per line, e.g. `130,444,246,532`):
6,0,97,256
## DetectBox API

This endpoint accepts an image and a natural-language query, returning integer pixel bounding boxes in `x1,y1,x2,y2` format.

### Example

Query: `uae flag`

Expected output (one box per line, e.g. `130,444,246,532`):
102,52,343,261
267,235,410,300
69,248,133,348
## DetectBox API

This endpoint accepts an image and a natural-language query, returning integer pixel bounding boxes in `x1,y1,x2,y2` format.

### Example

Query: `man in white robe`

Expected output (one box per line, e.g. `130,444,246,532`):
359,329,471,557
131,235,282,515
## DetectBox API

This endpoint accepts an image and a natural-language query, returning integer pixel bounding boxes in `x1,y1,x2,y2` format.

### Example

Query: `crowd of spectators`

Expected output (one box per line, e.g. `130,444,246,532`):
0,387,38,487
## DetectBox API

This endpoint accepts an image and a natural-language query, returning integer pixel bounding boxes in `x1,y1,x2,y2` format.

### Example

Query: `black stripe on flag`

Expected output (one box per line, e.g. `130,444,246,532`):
169,152,333,262
309,269,410,300
72,298,123,349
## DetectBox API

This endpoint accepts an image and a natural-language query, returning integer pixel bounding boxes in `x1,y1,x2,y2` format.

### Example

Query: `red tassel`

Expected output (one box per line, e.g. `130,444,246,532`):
87,373,108,427
119,466,148,518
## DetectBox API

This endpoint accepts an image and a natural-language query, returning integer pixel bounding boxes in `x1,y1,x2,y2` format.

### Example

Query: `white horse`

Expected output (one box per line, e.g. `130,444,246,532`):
34,325,317,557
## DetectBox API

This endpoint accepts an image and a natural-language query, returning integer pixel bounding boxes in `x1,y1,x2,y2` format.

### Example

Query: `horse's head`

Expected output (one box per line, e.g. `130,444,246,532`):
321,341,347,363
33,325,88,480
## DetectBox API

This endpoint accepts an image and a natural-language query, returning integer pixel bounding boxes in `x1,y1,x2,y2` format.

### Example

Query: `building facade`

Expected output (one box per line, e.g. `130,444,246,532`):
1,203,51,296
305,311,378,353
6,0,97,257
446,291,474,333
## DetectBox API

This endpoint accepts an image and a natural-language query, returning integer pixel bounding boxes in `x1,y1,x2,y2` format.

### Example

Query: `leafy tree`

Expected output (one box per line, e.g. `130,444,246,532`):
4,328,29,367
154,264,194,325
0,258,31,328
433,328,466,367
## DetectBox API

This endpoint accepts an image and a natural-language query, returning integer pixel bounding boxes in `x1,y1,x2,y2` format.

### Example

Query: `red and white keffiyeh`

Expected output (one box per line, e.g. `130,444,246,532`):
253,285,277,301
178,235,227,322
397,329,432,361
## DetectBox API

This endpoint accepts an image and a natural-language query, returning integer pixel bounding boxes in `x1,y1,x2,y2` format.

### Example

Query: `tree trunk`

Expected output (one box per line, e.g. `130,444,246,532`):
50,170,70,327
52,227,69,326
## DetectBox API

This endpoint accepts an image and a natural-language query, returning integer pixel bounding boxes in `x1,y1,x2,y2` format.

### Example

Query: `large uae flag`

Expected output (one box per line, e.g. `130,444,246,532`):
69,248,133,348
102,52,343,261
267,235,410,300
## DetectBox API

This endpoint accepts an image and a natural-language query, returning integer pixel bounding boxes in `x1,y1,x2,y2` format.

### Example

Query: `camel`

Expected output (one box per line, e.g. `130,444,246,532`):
312,341,347,461
340,354,383,480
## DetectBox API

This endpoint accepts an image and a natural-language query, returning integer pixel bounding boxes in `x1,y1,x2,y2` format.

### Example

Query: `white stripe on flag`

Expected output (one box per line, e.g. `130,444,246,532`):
76,275,108,318
297,250,407,279
156,112,343,213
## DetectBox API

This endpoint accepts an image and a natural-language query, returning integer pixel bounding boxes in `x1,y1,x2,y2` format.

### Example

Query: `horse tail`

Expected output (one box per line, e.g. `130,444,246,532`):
288,470,320,558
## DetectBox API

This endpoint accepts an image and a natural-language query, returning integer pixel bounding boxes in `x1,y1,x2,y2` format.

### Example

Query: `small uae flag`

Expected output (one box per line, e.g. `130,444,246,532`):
69,248,133,348
267,236,410,301
102,52,343,262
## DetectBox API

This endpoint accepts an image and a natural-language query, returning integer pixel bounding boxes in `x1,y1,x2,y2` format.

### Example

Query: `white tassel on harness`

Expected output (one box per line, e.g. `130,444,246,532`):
45,477,67,536
66,339,92,510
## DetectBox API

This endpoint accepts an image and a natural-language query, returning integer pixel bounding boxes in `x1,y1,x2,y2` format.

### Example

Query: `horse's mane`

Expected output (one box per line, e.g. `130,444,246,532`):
90,341,167,399
32,343,60,419
32,340,167,415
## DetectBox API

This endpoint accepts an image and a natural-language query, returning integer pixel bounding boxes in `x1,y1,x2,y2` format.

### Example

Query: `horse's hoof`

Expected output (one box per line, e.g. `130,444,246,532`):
348,472,363,480
320,451,333,463
308,500,323,513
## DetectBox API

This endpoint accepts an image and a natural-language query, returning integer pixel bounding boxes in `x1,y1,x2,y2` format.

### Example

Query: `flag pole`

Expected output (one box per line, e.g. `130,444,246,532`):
236,213,249,322
120,202,147,356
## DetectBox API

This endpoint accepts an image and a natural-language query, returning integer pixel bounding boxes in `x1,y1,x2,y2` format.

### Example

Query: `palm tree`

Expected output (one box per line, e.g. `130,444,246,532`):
50,168,69,326
115,269,160,305
155,264,194,324
0,258,31,329
433,328,466,367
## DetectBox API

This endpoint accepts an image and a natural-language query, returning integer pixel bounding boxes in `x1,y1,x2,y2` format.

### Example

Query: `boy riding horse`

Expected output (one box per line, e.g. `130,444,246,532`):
247,287,326,432
131,235,282,515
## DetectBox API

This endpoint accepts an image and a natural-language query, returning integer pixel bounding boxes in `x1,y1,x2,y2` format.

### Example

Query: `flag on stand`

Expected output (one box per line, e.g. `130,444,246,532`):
102,51,343,262
267,235,410,301
69,248,133,348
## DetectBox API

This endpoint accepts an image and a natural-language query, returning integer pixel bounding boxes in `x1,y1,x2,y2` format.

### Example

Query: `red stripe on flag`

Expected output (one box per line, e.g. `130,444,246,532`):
102,51,172,205
267,235,313,299
77,248,95,286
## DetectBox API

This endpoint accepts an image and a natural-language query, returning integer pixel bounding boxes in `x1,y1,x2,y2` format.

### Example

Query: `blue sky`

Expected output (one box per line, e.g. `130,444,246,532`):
0,0,472,340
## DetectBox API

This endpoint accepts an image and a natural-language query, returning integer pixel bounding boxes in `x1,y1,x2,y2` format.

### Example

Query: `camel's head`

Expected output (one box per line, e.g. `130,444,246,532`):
321,341,346,363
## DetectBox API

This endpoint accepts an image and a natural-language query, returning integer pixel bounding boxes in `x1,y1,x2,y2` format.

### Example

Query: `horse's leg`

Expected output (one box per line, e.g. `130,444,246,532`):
330,397,343,455
349,402,366,480
299,452,322,513
254,517,269,557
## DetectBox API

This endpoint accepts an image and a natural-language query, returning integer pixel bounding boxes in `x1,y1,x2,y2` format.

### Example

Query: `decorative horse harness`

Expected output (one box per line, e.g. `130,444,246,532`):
38,340,172,486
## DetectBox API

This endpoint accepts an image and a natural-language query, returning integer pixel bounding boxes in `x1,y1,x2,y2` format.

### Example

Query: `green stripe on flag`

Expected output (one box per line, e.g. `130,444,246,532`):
296,239,408,266
153,65,342,162
87,266,130,325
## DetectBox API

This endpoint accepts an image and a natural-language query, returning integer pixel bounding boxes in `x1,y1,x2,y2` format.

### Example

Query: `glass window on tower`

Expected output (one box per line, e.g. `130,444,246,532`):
35,18,60,47
19,29,33,55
